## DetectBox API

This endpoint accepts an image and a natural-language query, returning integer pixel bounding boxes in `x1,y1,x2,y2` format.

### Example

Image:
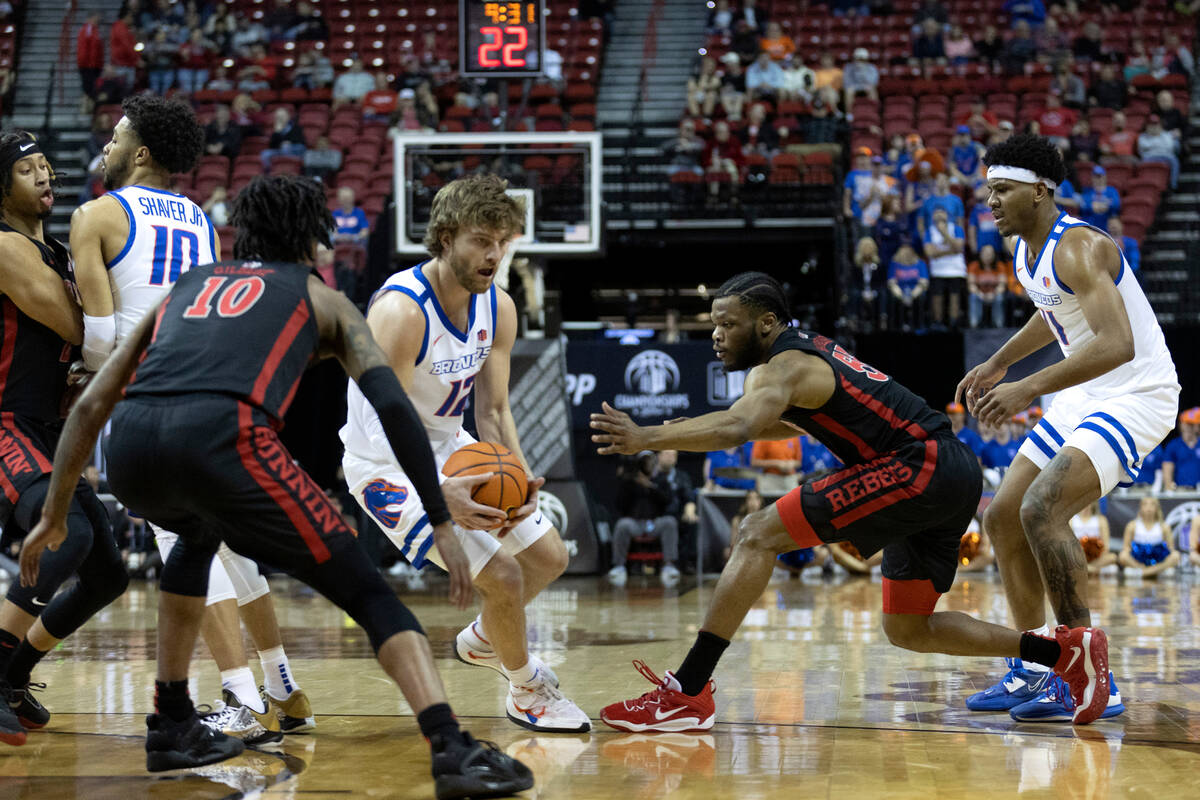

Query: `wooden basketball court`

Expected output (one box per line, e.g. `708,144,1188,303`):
1,571,1197,799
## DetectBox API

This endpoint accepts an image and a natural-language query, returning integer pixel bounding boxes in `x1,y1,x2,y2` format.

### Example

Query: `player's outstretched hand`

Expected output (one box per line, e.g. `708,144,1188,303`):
432,522,473,610
19,515,68,587
443,474,510,531
956,359,1008,415
498,476,545,538
590,401,647,455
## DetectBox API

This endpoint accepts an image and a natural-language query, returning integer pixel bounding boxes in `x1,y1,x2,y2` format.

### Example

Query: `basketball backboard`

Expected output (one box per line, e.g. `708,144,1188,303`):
393,131,603,256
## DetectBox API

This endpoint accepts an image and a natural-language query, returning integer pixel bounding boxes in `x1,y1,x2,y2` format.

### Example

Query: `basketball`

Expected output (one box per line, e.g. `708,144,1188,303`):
442,441,529,518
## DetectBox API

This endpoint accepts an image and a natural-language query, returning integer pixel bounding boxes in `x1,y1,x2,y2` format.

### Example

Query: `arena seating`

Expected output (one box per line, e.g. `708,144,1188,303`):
693,0,1191,243
90,0,606,260
0,2,21,115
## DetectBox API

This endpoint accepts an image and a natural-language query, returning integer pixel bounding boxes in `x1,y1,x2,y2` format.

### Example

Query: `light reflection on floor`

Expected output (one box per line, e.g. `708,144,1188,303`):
0,570,1196,798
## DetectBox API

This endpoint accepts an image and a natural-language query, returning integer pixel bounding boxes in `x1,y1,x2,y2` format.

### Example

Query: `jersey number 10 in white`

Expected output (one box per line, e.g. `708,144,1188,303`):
149,224,202,286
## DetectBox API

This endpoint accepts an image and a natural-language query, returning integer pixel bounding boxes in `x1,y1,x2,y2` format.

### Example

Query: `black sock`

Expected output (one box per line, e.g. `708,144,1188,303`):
418,703,462,744
154,680,194,723
0,629,18,678
5,641,49,688
674,630,730,696
1020,631,1062,669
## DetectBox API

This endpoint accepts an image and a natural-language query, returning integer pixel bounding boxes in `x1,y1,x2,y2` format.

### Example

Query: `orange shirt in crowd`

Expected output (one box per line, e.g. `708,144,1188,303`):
751,438,802,474
814,66,843,91
968,259,1009,295
760,35,796,62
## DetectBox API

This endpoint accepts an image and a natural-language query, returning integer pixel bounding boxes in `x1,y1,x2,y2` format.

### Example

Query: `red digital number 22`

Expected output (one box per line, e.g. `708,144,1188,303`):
478,26,527,68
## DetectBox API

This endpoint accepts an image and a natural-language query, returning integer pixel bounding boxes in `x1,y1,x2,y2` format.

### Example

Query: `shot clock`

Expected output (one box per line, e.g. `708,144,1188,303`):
459,0,547,78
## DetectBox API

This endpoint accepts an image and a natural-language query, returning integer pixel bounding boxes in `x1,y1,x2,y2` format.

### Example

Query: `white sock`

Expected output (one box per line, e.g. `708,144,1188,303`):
504,660,539,687
1023,625,1053,672
259,646,300,700
221,667,266,713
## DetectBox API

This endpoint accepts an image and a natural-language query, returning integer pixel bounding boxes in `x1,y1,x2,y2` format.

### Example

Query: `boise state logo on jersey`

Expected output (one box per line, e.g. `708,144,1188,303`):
1043,276,1052,288
363,479,409,528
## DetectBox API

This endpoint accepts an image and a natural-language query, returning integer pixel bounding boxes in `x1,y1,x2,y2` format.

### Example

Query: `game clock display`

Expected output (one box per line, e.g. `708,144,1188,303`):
459,0,546,78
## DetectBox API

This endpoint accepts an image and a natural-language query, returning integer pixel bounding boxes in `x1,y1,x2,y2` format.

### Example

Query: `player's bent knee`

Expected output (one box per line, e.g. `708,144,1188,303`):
981,499,1021,545
475,552,523,599
881,614,932,652
737,509,794,556
307,546,426,651
160,535,221,598
94,567,130,604
543,529,569,577
358,590,425,653
1018,488,1062,533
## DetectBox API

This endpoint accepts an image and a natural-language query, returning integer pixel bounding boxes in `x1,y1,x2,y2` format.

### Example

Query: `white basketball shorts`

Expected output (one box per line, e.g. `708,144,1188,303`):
1018,383,1179,494
344,428,552,579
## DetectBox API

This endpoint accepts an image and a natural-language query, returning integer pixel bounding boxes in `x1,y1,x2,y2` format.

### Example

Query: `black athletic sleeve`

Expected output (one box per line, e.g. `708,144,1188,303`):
355,365,451,526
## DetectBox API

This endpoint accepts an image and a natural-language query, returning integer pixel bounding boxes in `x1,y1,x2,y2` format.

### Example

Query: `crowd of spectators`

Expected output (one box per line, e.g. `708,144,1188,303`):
680,2,1192,328
749,0,1197,332
77,1,447,136
71,0,605,307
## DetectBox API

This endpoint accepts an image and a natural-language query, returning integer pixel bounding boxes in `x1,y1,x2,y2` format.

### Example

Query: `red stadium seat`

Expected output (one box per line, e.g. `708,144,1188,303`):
1103,163,1133,189
1135,161,1170,190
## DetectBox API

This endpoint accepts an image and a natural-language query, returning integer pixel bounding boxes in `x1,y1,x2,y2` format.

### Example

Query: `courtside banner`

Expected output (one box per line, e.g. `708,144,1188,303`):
564,342,747,428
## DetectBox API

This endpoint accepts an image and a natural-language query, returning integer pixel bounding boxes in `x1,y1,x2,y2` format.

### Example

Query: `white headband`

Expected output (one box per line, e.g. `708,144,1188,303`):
987,165,1057,191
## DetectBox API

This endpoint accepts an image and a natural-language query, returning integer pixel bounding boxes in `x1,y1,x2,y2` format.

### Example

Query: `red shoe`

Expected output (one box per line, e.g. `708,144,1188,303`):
600,661,715,733
1051,625,1110,724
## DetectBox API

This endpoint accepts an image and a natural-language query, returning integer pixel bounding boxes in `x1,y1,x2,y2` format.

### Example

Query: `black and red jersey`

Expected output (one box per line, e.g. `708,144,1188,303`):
769,328,950,466
126,261,319,426
0,223,75,424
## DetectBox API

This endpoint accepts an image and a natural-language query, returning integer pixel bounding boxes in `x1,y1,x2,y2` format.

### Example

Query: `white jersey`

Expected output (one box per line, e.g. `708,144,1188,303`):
341,263,498,464
105,185,217,338
1013,211,1177,398
1133,518,1166,545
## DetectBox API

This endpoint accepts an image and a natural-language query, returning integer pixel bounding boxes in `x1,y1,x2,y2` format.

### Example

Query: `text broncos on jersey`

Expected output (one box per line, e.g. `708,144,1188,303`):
431,345,491,375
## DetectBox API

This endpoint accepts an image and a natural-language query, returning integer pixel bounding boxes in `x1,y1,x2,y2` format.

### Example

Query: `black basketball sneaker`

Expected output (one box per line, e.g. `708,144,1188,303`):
7,681,50,729
145,711,245,772
431,731,535,800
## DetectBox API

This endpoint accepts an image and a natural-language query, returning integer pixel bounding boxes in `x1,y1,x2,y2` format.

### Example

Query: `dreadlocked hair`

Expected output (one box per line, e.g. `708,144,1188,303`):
714,272,791,324
231,175,333,263
423,173,525,257
121,93,205,175
982,134,1068,188
0,131,58,206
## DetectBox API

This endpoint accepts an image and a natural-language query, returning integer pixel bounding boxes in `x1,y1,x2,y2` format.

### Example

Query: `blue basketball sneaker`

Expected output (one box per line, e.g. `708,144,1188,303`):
965,658,1054,711
1009,673,1125,722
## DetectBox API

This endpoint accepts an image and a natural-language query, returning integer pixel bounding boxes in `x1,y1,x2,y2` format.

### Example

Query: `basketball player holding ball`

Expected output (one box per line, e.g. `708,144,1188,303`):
340,174,589,733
